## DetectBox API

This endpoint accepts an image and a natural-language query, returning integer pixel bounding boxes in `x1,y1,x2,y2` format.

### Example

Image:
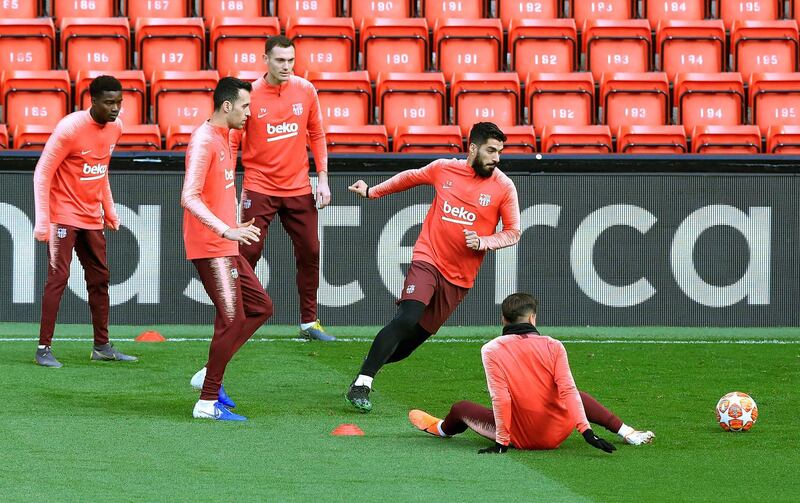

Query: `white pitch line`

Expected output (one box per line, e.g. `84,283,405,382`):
1,337,799,344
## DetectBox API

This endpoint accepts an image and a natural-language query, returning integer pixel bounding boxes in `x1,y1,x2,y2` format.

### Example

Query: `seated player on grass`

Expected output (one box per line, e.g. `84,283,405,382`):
409,292,654,453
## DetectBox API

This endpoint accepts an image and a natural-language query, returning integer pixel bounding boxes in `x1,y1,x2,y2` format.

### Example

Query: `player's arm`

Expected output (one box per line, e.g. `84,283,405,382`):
349,160,439,199
307,89,331,209
101,125,122,231
229,128,243,160
479,340,513,453
551,341,616,454
465,179,521,251
32,122,73,241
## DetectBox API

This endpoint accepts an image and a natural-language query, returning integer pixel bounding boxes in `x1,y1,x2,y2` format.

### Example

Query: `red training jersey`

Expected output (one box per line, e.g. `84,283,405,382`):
369,159,520,288
32,110,122,235
481,332,591,449
229,75,327,197
182,122,239,260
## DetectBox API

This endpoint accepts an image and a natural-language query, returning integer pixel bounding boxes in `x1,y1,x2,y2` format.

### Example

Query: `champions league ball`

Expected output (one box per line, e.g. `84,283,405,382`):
716,392,758,432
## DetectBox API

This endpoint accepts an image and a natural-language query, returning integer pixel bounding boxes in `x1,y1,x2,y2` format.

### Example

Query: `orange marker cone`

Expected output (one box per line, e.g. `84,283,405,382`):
135,330,166,342
331,423,364,436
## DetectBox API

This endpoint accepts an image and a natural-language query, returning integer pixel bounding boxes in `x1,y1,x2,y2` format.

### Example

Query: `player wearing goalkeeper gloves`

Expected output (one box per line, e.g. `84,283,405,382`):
409,292,655,453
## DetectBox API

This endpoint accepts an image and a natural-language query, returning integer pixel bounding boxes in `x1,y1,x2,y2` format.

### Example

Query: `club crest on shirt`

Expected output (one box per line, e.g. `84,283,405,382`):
230,268,239,279
242,198,251,209
442,180,453,189
292,103,303,116
479,193,491,206
57,227,67,239
219,150,225,162
406,284,415,294
109,144,115,155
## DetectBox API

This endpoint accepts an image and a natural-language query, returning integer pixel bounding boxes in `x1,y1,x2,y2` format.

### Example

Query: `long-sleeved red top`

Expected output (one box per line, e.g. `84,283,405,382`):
481,330,591,449
32,110,122,238
369,159,520,288
229,75,327,197
182,121,238,260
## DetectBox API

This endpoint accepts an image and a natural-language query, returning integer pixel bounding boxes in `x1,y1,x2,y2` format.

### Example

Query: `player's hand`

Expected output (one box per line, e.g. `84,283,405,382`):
348,180,369,198
478,442,508,454
316,179,331,209
223,218,260,245
105,217,120,231
582,429,616,453
464,229,481,250
33,222,49,242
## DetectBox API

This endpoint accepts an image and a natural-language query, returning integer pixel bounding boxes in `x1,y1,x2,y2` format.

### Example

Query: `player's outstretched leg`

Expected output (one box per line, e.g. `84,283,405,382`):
409,409,450,437
580,391,654,445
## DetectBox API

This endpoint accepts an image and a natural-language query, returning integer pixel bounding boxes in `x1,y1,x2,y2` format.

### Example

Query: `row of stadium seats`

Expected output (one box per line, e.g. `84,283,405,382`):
2,17,799,81
2,69,799,138
3,122,799,153
7,0,800,29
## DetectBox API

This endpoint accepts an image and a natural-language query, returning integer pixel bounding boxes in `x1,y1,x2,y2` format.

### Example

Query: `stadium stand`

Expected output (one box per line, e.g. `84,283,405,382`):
360,18,429,80
12,124,54,149
350,0,412,26
644,0,705,25
209,17,280,74
498,0,560,28
508,19,578,80
151,70,219,135
656,20,726,80
499,124,537,152
540,124,613,152
1,70,71,132
0,18,56,73
376,72,447,134
616,124,688,153
451,72,520,136
117,123,162,150
53,0,116,22
125,0,191,23
392,125,464,152
525,72,595,135
730,20,799,80
199,0,264,27
285,17,355,75
691,124,762,153
766,124,800,152
165,124,195,150
582,19,652,80
277,0,339,27
60,17,130,79
325,124,390,152
307,70,372,126
674,72,745,133
600,72,670,130
434,18,504,80
135,18,206,76
749,72,800,135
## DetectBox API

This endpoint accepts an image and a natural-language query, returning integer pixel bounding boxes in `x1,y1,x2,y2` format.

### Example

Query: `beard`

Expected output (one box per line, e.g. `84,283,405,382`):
471,157,496,178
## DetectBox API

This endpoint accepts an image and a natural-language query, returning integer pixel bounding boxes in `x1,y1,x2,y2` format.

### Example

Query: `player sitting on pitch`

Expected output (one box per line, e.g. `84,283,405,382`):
409,292,654,453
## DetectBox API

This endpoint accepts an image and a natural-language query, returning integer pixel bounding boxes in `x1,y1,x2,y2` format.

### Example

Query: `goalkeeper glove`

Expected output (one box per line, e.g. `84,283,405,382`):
582,429,616,453
478,442,509,454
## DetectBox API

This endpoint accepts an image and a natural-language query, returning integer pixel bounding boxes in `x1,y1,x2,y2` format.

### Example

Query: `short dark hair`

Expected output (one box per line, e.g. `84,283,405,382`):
501,293,539,323
266,35,294,55
213,77,252,111
89,75,122,99
468,122,507,148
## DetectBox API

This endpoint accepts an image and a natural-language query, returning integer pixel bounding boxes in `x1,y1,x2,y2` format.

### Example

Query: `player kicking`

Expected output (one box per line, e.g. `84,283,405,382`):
346,122,520,412
33,75,137,367
182,77,273,421
409,293,655,453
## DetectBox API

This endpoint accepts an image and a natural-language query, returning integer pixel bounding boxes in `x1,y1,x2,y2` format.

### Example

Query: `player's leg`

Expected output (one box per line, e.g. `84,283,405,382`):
385,324,431,363
75,229,137,362
239,188,279,270
580,390,654,445
278,194,334,341
37,224,78,367
409,400,495,440
230,256,274,354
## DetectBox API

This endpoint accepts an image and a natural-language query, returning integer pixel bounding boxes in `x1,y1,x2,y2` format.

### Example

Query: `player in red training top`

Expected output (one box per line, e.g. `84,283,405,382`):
345,122,520,412
32,75,137,368
182,77,274,421
228,35,334,342
408,292,655,452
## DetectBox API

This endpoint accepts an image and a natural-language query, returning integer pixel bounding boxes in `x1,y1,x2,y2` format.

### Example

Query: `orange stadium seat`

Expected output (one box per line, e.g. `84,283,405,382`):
582,19,652,81
691,124,762,153
393,125,464,153
200,0,264,26
306,71,372,126
645,0,705,25
656,20,726,81
125,0,191,23
422,0,485,26
0,124,7,148
75,70,147,124
0,18,56,73
277,0,338,27
498,0,560,29
730,20,799,81
541,124,613,152
573,0,634,27
616,124,687,153
360,18,429,81
60,18,130,80
525,72,595,135
499,125,537,153
117,124,162,150
1,70,71,132
451,72,520,136
508,19,577,80
674,72,745,133
0,0,42,17
151,70,219,135
210,17,280,74
226,70,263,81
53,0,116,21
12,124,54,150
600,72,670,130
376,72,447,134
766,124,800,152
350,0,412,27
165,124,195,150
135,18,206,77
434,18,503,80
286,17,356,75
749,72,800,135
325,124,389,152
719,0,779,30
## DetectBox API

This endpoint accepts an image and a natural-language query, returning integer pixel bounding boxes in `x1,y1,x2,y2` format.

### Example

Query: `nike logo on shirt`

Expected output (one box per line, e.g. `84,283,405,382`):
81,149,92,155
257,112,268,119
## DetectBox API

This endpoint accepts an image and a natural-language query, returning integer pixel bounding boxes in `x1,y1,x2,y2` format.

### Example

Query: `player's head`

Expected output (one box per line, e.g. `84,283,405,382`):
89,75,123,124
213,77,252,129
467,122,506,178
501,292,539,325
264,35,295,85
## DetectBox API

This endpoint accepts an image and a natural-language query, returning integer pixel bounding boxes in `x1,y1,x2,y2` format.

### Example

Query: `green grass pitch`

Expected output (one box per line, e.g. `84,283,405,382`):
1,323,798,501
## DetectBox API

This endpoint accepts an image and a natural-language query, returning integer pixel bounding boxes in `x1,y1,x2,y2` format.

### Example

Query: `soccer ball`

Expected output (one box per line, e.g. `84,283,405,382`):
716,392,758,432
